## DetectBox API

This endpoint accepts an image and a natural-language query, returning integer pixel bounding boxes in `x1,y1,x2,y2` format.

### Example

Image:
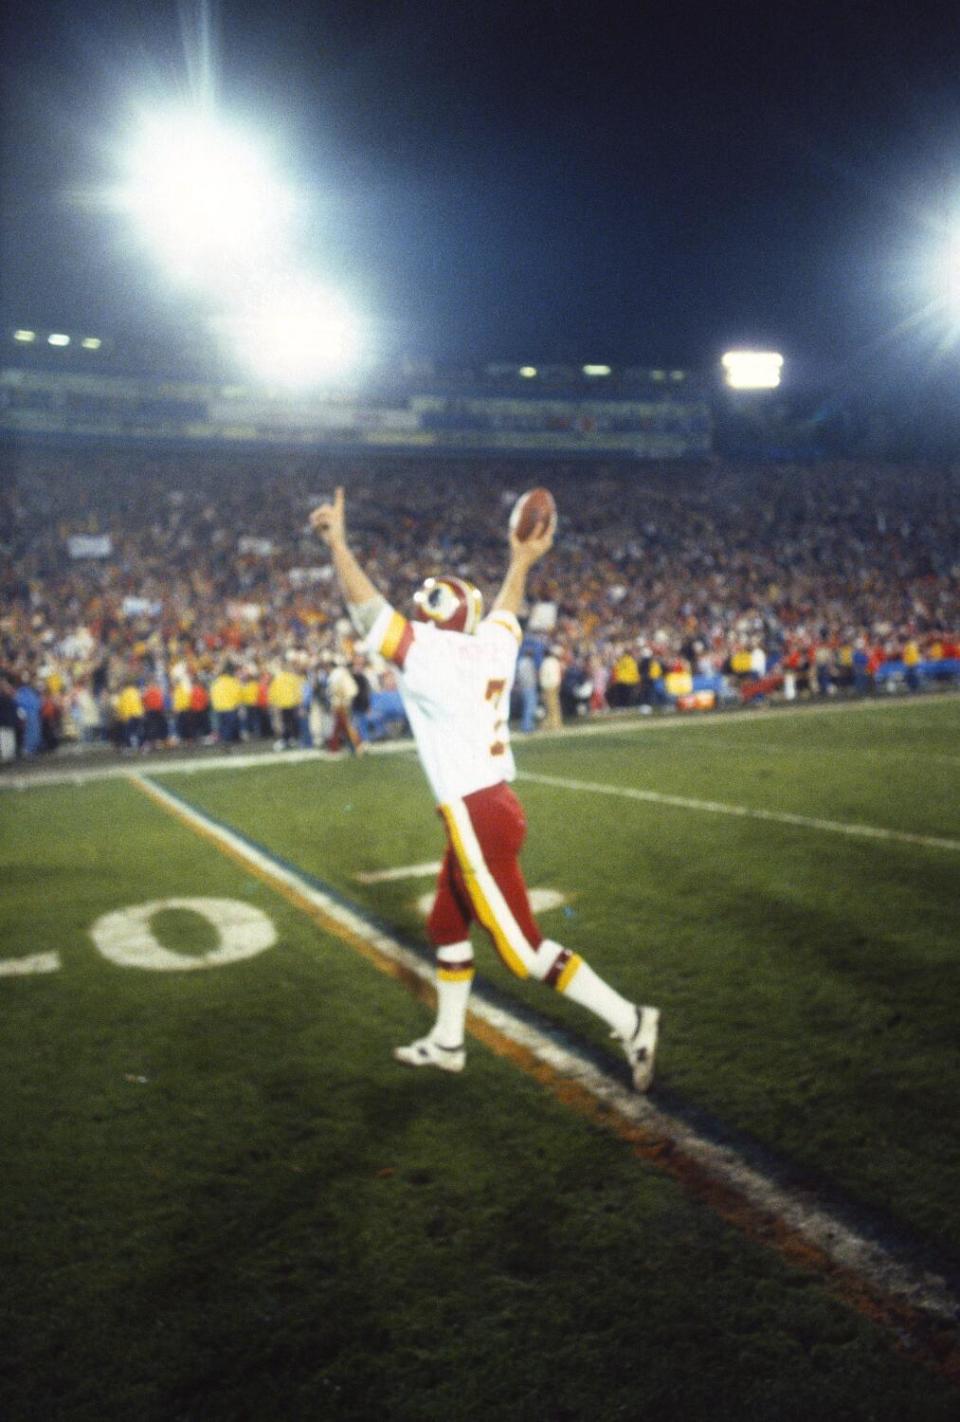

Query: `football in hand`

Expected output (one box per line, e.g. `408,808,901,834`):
509,487,556,541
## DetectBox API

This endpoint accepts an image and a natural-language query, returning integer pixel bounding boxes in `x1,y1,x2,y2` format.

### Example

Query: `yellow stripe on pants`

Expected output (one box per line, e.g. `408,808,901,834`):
439,799,535,979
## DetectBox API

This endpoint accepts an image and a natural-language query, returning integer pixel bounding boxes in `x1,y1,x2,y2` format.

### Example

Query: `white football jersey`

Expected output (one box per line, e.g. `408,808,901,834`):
365,602,522,804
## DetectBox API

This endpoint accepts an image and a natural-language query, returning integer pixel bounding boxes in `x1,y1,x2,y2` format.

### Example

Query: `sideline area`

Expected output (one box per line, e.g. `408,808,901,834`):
3,687,959,793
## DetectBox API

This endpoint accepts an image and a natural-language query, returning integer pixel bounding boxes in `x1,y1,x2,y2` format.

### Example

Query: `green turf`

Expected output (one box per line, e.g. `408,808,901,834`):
1,698,959,1419
175,697,960,1261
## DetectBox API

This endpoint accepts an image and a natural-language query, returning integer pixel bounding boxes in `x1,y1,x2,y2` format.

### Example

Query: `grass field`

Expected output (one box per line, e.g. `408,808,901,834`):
2,695,959,1420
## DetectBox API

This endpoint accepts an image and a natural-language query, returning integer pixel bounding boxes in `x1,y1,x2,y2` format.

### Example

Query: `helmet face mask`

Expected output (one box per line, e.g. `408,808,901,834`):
413,576,484,634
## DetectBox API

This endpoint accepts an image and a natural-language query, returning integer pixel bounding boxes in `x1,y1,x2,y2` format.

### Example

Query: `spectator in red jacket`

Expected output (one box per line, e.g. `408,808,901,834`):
142,678,168,746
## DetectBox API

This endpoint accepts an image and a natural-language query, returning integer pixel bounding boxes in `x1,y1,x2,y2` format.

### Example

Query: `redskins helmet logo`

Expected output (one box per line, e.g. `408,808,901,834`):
413,576,484,634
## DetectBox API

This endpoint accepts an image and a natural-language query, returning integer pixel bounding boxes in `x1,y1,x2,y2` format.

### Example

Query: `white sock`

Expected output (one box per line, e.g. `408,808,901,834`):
432,941,475,1048
542,941,636,1039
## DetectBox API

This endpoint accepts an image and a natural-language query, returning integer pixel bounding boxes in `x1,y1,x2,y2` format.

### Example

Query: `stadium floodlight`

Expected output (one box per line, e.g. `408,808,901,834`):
119,108,295,284
13,329,37,343
47,333,71,347
582,364,612,376
518,366,537,378
926,229,960,317
225,281,363,385
80,337,102,350
721,350,783,390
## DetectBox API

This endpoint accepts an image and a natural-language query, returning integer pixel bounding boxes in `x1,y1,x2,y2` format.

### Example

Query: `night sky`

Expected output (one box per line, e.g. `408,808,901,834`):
4,0,960,373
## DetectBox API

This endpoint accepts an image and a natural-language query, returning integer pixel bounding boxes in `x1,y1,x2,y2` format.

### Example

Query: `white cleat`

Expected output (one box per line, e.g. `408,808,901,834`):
616,1006,660,1092
393,1036,466,1074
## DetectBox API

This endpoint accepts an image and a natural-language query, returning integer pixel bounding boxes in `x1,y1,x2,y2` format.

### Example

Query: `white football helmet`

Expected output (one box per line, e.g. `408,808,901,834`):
413,575,484,634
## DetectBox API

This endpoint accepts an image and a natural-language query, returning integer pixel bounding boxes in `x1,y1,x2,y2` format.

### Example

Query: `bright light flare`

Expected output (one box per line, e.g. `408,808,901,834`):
936,234,960,318
721,350,784,390
223,284,363,386
120,110,295,282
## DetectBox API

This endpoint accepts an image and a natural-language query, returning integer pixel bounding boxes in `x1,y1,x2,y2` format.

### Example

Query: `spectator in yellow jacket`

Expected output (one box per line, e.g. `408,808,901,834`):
172,679,192,743
268,663,303,750
210,663,242,744
116,681,144,750
240,670,261,740
902,637,922,692
608,649,640,708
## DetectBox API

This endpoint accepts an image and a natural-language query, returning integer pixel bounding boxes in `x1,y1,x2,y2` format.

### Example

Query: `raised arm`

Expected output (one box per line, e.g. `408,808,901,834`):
310,487,385,629
492,514,556,617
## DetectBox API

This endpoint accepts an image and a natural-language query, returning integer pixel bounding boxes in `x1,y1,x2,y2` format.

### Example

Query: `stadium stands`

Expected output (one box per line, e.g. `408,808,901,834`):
1,444,958,757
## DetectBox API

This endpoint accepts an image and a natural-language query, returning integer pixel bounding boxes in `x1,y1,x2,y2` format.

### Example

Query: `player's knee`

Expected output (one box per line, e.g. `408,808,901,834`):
485,918,544,981
532,939,577,989
489,932,536,980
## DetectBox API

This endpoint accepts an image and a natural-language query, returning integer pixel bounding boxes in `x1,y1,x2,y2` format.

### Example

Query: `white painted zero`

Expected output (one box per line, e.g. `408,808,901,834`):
90,897,277,972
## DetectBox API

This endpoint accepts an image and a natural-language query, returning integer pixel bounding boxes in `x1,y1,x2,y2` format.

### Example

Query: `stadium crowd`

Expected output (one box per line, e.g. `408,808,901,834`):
1,445,958,760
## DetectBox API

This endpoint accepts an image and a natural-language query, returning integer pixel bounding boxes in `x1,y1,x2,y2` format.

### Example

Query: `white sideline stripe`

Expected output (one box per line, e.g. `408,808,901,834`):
0,745,349,791
131,771,959,1326
518,772,960,853
355,861,442,883
3,689,958,792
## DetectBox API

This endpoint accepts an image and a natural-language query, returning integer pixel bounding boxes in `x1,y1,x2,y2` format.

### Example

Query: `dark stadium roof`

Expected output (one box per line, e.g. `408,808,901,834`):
4,0,960,381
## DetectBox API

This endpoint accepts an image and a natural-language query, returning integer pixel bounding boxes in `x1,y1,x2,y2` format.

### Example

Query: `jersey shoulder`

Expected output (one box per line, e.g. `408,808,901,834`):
368,605,414,667
479,610,522,644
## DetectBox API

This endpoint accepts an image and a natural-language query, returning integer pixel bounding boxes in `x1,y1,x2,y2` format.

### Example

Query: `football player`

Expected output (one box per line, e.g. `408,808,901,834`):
310,488,659,1091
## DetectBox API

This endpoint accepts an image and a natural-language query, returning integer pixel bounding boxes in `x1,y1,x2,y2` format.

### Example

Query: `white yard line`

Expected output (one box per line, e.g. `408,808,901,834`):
355,861,443,883
128,770,960,1336
698,741,960,766
516,771,960,853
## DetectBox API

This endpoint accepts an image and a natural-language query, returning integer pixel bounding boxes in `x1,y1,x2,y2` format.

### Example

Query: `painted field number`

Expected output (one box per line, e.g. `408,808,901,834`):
0,897,277,976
